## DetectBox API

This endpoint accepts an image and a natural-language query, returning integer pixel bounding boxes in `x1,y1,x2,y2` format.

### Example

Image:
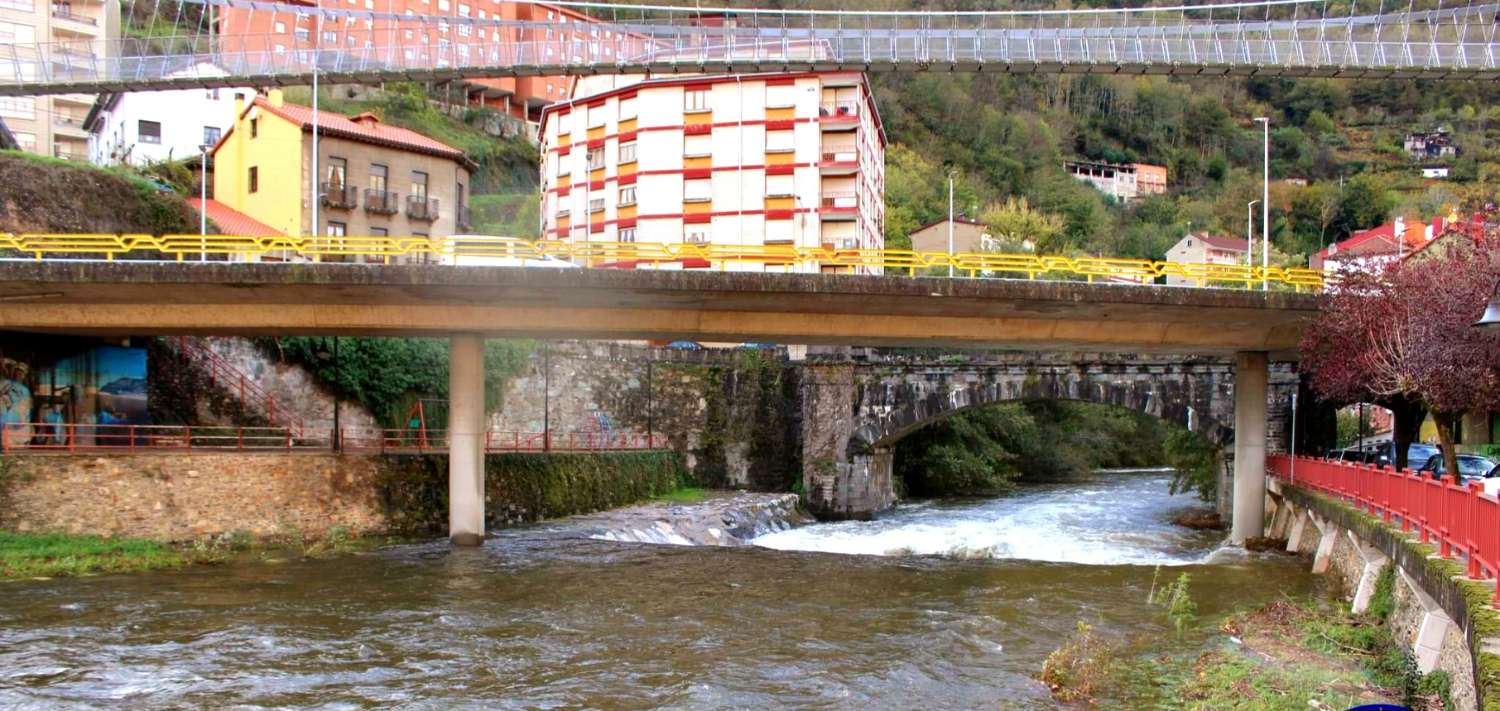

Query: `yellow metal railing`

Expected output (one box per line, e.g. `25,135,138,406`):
0,233,1327,290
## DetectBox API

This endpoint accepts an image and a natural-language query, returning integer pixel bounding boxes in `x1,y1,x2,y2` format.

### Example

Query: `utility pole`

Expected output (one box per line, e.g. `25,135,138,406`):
542,342,551,452
1247,200,1258,288
199,143,208,260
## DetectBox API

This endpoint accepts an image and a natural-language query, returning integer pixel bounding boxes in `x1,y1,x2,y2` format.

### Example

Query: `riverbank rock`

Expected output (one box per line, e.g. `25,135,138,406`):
571,492,808,546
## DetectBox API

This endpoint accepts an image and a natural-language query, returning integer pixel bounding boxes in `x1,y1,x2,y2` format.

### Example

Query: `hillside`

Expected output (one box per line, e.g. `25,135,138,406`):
0,151,207,235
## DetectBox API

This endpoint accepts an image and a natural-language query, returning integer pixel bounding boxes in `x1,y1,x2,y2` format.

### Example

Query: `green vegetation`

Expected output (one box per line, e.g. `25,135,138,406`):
1046,587,1453,709
0,531,189,578
0,150,209,236
1148,569,1199,636
259,337,533,428
0,527,382,579
1165,428,1223,501
651,486,709,504
375,451,691,533
893,400,1191,497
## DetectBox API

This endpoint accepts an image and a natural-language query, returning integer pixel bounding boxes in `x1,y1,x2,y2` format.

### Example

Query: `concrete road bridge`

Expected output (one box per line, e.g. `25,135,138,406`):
0,260,1319,543
7,0,1500,96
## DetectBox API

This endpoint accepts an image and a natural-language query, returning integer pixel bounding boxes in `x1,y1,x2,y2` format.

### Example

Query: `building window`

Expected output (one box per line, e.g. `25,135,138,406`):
619,227,637,243
684,134,711,158
766,84,795,108
766,129,794,153
369,163,387,191
410,170,428,199
370,227,388,237
589,196,605,213
766,174,794,197
274,20,286,33
618,185,636,206
325,156,347,187
684,89,709,113
588,103,606,128
326,221,347,237
618,141,637,165
685,226,710,244
586,146,604,170
683,179,711,203
250,117,258,138
138,120,162,144
618,97,636,120
248,166,259,193
0,96,34,120
202,126,221,146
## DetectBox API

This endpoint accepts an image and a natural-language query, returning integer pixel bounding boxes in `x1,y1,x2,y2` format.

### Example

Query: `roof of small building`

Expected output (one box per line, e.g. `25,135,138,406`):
213,95,474,170
188,197,283,236
909,217,985,235
1195,234,1250,252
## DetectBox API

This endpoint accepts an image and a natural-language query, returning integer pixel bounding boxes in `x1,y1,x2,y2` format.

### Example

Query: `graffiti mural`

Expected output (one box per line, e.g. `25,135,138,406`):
0,338,150,448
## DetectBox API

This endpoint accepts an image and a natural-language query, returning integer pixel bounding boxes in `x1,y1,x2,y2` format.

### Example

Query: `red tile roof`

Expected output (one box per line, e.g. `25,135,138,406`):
1310,217,1435,269
189,197,283,236
212,95,471,168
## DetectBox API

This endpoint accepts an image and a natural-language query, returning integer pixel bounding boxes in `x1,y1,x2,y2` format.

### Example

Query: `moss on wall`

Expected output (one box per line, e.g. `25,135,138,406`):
373,451,689,534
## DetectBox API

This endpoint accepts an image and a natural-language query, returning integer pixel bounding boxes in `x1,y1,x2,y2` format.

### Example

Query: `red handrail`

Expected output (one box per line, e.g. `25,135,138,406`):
167,336,307,438
1269,454,1500,607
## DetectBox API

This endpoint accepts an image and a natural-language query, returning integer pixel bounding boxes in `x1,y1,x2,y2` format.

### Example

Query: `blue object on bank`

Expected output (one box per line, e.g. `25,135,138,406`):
1348,704,1411,711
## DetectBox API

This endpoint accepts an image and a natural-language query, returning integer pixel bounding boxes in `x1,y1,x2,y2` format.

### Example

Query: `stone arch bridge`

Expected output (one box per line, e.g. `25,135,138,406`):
798,352,1299,520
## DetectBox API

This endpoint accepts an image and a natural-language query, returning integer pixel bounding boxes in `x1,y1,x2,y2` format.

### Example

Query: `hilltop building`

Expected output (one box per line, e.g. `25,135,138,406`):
214,0,645,125
1309,215,1451,273
1164,233,1250,286
209,89,475,256
538,71,886,273
1064,159,1167,203
1404,128,1458,161
0,0,120,160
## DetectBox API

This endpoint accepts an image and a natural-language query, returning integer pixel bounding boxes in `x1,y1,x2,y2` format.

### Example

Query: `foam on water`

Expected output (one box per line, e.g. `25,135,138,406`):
753,470,1224,565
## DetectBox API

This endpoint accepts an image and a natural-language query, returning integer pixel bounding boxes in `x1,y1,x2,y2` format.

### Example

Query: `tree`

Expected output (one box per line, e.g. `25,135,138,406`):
981,196,1065,252
1301,231,1500,474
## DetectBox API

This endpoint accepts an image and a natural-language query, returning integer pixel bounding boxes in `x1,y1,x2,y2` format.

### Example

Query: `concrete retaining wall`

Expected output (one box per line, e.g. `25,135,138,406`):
1267,480,1498,711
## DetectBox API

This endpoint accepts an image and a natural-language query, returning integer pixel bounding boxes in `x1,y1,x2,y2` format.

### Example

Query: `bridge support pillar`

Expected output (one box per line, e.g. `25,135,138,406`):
448,334,486,546
1231,351,1268,544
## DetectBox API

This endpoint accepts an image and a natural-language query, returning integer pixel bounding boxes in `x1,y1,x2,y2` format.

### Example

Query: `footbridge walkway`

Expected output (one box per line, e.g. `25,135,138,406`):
7,0,1500,95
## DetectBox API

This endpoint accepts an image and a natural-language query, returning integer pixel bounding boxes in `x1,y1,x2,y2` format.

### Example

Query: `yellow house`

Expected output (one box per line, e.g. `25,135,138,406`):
211,89,476,245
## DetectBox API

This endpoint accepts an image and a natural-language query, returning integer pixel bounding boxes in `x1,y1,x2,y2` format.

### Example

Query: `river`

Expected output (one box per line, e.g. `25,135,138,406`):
0,470,1316,710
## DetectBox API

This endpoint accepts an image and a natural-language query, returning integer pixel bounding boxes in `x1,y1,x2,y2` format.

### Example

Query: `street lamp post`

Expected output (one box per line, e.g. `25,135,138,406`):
946,169,956,278
1474,277,1500,329
1246,200,1259,286
1254,117,1270,291
199,143,209,261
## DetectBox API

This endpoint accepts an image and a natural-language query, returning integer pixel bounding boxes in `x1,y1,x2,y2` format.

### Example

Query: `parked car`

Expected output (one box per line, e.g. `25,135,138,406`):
1366,442,1441,470
1417,453,1499,482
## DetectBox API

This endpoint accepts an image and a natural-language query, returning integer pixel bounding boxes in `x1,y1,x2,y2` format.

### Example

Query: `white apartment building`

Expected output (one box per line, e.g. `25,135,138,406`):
538,72,885,273
85,64,256,166
0,0,118,160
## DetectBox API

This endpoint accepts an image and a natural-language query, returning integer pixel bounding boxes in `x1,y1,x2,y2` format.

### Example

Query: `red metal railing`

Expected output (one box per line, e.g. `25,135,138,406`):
164,336,307,437
1268,454,1500,606
0,422,329,452
2,423,664,454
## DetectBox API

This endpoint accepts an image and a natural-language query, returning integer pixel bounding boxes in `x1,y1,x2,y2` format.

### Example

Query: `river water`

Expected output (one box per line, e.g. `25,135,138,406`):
0,470,1316,710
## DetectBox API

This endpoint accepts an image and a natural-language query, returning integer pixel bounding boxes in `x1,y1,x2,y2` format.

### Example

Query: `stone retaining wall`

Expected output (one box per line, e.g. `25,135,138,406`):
0,453,389,541
1268,480,1497,711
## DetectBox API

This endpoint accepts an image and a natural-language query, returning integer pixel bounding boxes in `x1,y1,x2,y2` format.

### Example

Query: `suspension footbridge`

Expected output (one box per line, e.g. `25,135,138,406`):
5,0,1500,96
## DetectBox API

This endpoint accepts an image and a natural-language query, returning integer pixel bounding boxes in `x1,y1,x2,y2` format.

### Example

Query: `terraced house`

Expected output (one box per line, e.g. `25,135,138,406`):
538,72,886,273
209,89,475,258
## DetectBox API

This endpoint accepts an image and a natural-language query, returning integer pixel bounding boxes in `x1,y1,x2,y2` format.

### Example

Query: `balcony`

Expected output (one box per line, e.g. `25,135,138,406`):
320,183,358,210
819,149,858,175
457,204,472,231
52,113,87,136
52,145,86,161
820,191,858,219
407,195,439,221
50,6,100,34
818,101,860,129
363,189,400,216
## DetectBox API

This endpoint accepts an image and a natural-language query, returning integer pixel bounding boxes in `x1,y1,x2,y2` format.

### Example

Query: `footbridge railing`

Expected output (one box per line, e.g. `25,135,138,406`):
1268,454,1500,606
0,423,666,454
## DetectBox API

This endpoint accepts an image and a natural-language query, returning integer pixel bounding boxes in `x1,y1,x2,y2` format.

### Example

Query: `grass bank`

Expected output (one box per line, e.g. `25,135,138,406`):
1042,568,1453,710
0,527,389,580
651,486,709,504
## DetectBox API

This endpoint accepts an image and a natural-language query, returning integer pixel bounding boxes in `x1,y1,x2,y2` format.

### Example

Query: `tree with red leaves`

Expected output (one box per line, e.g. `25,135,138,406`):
1302,230,1500,476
